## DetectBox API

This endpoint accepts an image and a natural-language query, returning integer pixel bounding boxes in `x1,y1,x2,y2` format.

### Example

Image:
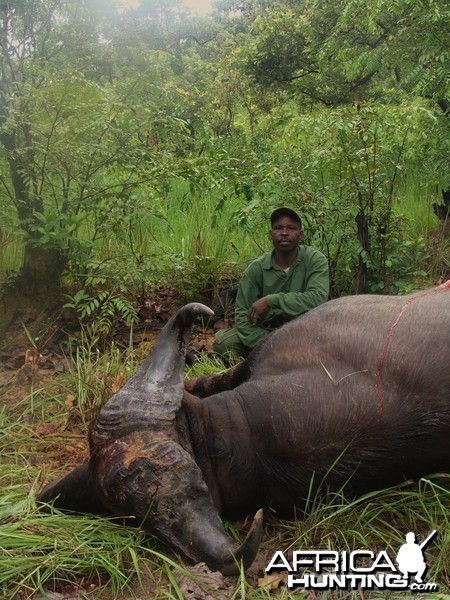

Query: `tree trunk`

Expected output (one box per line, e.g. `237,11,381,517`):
0,243,67,334
355,207,369,294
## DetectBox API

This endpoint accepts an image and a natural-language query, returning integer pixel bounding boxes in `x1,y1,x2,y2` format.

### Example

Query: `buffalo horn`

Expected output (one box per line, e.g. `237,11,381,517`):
93,303,214,439
162,506,264,575
206,508,264,575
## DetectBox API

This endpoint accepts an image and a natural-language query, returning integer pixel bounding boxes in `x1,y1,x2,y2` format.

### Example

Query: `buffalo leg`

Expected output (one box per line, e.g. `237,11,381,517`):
185,359,251,397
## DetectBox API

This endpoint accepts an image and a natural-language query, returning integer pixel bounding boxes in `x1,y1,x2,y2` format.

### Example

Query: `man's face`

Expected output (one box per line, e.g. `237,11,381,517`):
269,216,302,252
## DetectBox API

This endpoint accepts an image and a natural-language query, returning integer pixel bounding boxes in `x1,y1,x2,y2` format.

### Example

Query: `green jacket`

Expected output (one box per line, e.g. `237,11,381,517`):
235,245,329,349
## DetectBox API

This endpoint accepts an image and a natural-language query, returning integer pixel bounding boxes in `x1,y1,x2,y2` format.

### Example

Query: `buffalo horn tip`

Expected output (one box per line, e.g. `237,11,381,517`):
220,508,264,575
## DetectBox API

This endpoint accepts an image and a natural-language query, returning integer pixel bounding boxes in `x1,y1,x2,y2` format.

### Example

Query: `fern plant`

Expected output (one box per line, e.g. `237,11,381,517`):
64,289,139,338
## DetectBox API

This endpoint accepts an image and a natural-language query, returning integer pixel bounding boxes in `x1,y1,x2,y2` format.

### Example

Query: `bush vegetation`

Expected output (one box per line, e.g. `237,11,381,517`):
0,0,448,331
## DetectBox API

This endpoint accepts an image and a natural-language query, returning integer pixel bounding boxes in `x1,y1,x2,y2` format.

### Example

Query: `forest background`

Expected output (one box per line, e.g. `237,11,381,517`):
0,0,449,335
0,1,449,598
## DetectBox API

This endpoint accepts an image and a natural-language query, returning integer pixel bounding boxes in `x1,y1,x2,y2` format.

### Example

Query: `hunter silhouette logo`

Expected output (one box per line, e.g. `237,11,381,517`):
266,529,439,592
396,530,436,584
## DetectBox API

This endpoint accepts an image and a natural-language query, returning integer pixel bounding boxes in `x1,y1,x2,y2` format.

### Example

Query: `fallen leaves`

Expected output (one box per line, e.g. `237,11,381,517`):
174,563,232,600
110,372,125,394
34,422,60,436
65,394,75,411
257,572,288,590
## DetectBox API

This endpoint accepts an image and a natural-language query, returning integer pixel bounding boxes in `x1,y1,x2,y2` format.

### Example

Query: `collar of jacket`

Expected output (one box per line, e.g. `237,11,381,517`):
260,247,302,270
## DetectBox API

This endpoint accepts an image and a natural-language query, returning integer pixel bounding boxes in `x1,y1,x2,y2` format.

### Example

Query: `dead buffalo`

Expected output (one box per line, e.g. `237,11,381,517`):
38,283,450,575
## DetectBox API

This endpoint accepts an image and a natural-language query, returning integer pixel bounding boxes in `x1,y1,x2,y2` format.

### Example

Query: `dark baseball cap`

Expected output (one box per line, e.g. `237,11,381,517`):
270,207,302,227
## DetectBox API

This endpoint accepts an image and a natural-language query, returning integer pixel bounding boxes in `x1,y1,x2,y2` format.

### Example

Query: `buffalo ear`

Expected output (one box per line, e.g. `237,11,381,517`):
38,463,106,515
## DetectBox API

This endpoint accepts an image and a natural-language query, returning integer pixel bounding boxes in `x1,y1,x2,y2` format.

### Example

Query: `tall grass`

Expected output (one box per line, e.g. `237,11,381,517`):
0,495,145,598
1,167,447,298
143,179,272,299
65,178,265,308
281,477,450,577
61,332,140,421
156,182,245,299
395,170,444,236
0,227,23,283
394,172,449,282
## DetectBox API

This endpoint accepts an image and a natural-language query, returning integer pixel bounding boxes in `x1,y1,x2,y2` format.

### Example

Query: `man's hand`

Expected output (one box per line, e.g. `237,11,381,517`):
247,297,269,325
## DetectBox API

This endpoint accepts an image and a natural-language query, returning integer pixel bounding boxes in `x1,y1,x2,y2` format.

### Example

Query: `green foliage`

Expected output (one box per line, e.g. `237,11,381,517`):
1,3,448,596
64,289,138,337
1,0,448,307
235,0,450,111
224,100,444,294
323,0,450,105
364,218,430,294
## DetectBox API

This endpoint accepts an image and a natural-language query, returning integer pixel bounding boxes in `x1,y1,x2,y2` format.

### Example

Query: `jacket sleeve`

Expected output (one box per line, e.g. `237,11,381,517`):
265,251,329,317
234,262,269,349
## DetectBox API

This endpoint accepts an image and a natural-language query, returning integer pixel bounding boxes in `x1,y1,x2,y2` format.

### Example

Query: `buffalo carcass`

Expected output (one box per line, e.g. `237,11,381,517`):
38,283,450,575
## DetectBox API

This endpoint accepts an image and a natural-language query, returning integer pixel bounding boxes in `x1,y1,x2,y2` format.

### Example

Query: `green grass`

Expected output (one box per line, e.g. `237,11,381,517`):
393,172,449,282
136,179,266,299
61,332,139,422
395,171,445,237
0,226,23,282
0,499,144,598
1,165,448,302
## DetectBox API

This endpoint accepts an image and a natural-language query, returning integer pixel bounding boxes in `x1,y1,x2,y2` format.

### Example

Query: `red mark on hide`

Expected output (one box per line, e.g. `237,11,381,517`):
374,279,450,416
